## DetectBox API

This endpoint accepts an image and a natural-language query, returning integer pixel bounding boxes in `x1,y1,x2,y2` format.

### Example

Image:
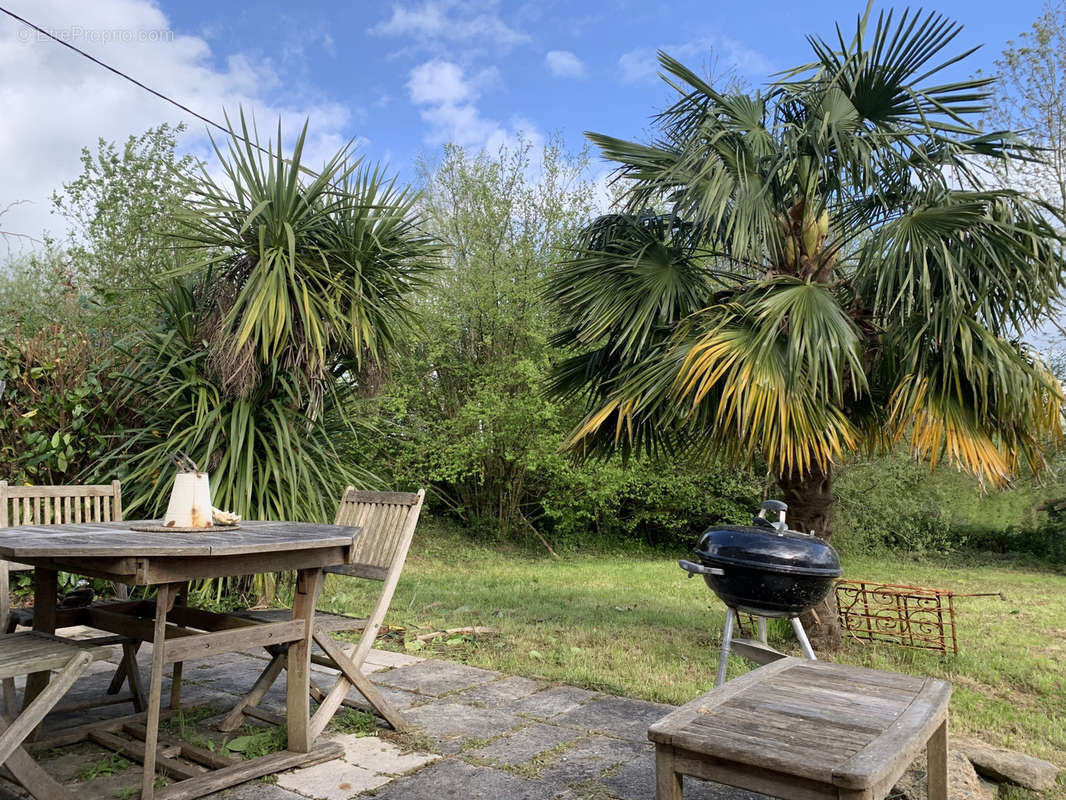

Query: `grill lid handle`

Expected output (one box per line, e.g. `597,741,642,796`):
678,559,725,577
757,499,788,530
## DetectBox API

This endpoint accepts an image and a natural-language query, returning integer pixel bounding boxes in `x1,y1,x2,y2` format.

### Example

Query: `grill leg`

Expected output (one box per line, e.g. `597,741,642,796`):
716,610,735,687
791,616,816,660
756,616,768,644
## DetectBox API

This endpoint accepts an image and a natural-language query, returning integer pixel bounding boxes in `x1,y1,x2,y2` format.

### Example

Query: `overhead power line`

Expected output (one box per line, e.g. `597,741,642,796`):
0,5,273,158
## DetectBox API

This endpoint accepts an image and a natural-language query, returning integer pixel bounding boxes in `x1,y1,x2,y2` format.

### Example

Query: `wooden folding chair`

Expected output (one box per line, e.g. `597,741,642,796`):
0,482,143,714
0,480,126,630
0,632,108,800
218,488,425,737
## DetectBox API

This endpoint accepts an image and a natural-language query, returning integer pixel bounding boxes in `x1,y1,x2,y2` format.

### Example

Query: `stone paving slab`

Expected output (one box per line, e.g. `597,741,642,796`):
277,758,391,800
600,752,768,800
552,695,674,741
326,683,428,715
508,685,599,719
368,758,555,800
454,675,543,706
403,701,526,753
373,659,500,696
336,734,439,775
537,734,649,787
467,722,583,766
216,782,307,800
363,649,423,670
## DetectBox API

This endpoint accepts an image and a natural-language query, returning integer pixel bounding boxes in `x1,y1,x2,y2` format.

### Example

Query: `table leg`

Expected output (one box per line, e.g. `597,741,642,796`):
24,568,58,709
286,568,323,753
141,582,175,800
655,746,683,800
927,718,948,800
170,583,189,710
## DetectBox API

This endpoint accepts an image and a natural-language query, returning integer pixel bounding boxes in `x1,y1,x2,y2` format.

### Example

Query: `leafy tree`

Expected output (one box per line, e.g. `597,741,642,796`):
377,139,594,543
0,124,195,485
0,246,85,337
980,2,1066,211
374,139,761,550
547,6,1066,645
50,123,197,329
0,324,130,482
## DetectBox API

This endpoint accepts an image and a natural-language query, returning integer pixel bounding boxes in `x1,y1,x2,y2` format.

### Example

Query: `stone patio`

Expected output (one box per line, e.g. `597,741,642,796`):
1,634,763,800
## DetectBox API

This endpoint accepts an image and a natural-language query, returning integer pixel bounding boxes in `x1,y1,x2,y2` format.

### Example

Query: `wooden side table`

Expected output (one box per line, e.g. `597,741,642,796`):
648,657,950,800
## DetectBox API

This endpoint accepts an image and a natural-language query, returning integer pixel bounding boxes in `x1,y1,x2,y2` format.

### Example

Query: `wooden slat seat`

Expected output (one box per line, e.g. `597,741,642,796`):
217,488,425,736
0,632,107,800
0,632,109,679
648,658,951,800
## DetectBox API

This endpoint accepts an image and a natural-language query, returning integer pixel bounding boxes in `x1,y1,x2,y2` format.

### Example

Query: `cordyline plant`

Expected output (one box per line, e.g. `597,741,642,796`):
175,112,436,411
547,6,1066,644
112,114,436,545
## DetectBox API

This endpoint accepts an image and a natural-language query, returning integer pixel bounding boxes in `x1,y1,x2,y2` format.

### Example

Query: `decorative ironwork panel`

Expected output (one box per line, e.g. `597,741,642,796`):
835,579,958,654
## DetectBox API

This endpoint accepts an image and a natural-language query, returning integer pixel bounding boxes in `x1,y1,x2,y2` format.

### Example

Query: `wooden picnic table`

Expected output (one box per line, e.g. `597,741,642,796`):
0,519,361,800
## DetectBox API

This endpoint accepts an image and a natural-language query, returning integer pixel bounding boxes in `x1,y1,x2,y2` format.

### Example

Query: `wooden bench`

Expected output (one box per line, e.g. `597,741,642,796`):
0,632,110,800
648,657,950,800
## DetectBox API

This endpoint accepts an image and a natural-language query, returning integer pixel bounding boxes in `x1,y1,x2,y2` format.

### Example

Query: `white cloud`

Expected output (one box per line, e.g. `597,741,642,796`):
408,60,473,106
378,2,538,157
0,0,357,248
370,1,529,53
545,50,585,79
619,35,775,84
406,59,537,153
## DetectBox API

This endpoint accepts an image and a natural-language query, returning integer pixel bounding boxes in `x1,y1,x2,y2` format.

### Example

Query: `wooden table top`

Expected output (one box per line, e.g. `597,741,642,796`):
648,657,951,790
0,520,359,558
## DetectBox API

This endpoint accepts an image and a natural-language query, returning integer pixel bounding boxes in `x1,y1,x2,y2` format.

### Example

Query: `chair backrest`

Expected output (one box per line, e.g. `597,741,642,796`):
324,488,425,669
327,488,425,581
0,480,124,632
0,481,123,527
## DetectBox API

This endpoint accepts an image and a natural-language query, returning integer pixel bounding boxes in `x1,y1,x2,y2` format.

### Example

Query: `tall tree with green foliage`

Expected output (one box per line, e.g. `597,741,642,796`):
50,123,197,329
378,139,593,541
0,124,195,484
372,140,763,551
547,6,1066,645
980,1,1066,212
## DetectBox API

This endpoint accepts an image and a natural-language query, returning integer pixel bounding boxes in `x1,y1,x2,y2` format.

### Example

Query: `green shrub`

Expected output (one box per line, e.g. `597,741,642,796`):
0,325,130,483
833,454,956,555
537,456,762,550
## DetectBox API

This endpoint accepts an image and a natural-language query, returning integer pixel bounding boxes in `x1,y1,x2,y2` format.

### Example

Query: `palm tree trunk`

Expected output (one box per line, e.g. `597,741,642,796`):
775,464,843,652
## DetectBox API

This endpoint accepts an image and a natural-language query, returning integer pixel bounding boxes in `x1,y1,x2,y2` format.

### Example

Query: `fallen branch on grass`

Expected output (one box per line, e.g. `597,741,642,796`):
416,626,499,642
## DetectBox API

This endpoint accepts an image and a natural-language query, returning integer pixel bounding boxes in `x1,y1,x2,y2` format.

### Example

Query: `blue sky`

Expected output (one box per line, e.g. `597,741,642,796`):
0,0,1052,243
156,0,1047,177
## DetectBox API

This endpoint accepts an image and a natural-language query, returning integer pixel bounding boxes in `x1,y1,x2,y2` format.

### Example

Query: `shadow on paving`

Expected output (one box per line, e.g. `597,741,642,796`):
1,642,764,800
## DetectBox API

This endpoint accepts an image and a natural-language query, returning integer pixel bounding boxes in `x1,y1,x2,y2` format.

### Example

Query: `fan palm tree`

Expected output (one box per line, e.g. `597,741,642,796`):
547,6,1066,644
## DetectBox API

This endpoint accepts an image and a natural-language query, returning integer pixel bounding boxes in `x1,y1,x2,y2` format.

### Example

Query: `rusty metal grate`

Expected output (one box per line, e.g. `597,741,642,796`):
835,579,958,654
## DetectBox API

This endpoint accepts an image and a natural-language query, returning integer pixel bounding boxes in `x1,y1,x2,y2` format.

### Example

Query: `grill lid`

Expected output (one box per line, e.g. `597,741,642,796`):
694,525,842,577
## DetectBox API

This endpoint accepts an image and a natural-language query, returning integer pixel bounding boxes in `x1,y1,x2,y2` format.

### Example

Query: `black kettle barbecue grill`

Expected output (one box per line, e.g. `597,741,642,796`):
680,499,842,685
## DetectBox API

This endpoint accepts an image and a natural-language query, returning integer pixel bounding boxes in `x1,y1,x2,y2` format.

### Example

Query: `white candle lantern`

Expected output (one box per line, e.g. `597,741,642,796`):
163,471,214,528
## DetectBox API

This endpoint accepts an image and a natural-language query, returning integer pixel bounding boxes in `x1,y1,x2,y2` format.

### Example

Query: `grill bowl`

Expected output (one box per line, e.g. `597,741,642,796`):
692,525,842,617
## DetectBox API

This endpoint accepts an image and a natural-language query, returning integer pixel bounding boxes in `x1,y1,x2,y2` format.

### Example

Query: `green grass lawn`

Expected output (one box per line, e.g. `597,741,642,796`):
320,519,1066,791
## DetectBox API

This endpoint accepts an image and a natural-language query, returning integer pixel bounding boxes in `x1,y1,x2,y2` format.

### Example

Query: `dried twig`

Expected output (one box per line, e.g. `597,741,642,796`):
415,626,499,642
